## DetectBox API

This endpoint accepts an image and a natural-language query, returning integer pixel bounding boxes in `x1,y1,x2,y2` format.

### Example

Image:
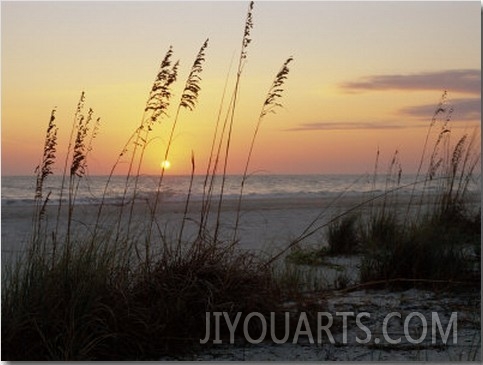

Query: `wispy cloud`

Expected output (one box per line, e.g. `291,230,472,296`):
287,121,406,132
399,97,481,121
289,97,480,132
340,69,480,95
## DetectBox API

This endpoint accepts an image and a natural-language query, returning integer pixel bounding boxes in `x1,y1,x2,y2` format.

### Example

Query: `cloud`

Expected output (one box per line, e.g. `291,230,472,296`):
399,97,481,121
287,121,406,132
289,97,480,132
340,69,480,95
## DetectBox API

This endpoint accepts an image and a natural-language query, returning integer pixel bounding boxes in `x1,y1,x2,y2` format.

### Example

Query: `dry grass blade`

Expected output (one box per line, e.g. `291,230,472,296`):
87,117,101,154
213,1,256,241
144,47,179,125
33,109,58,243
261,56,293,118
451,134,468,177
233,56,294,238
55,92,86,239
240,1,254,63
407,91,447,193
71,108,94,178
178,151,196,246
180,39,209,111
35,109,58,200
126,59,179,233
116,47,179,241
147,40,209,242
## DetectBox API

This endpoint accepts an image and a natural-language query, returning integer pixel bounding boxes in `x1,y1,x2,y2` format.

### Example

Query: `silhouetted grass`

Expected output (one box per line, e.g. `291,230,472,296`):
284,93,480,290
2,234,282,360
1,3,480,361
358,97,480,288
1,2,297,360
326,214,361,255
234,56,293,239
359,215,480,288
33,108,58,241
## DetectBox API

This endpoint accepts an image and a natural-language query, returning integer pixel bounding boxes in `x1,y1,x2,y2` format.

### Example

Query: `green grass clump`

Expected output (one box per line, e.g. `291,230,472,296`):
326,214,360,255
2,239,281,360
358,95,480,288
123,244,279,359
285,245,328,266
285,215,360,266
361,213,399,250
2,240,124,360
359,213,480,288
358,189,480,289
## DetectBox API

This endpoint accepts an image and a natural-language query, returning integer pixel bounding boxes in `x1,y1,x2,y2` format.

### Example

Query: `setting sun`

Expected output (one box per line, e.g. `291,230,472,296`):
160,160,171,170
1,2,480,361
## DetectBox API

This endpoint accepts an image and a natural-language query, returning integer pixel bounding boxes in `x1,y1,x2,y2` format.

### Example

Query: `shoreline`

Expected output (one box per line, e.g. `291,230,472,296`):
2,192,480,251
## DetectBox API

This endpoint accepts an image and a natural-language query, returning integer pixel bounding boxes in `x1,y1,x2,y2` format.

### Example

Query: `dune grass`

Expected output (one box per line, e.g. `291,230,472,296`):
286,94,480,289
2,2,295,360
2,232,283,360
1,2,480,361
358,98,480,287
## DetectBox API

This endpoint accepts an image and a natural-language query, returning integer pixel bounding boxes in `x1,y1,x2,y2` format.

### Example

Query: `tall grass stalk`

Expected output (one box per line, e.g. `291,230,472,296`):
148,39,208,243
54,92,86,242
201,85,237,240
369,146,380,216
67,107,97,247
113,48,178,242
233,56,293,240
437,131,480,221
178,151,196,246
404,91,448,223
379,149,402,217
198,54,235,239
91,128,139,243
126,55,179,241
33,109,58,244
213,1,254,242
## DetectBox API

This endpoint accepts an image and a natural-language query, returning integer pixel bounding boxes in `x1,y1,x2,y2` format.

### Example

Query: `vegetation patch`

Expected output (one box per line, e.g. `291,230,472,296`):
1,2,480,361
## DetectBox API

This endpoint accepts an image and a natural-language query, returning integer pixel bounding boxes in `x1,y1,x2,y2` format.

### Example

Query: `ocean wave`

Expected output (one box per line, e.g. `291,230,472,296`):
2,174,479,207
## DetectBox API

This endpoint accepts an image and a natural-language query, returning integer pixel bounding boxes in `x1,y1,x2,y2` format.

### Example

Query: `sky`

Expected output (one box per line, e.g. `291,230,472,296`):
1,1,481,176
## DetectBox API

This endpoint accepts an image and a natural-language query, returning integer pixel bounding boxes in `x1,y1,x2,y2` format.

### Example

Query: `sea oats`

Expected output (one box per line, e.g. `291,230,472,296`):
234,56,294,237
35,109,58,200
180,39,209,111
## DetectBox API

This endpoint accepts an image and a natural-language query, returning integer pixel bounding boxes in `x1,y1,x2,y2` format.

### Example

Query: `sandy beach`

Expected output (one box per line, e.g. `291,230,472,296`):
3,190,480,252
2,192,480,361
2,192,418,261
161,288,480,361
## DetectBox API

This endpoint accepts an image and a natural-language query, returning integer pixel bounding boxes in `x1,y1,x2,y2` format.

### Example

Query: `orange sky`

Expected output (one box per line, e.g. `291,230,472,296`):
1,1,480,176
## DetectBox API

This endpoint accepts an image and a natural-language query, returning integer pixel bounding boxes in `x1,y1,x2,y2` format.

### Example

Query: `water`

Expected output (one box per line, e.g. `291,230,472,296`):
1,173,430,207
2,173,480,256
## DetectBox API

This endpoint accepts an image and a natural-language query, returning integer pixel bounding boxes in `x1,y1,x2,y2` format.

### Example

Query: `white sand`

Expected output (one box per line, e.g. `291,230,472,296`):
163,288,480,361
2,194,480,361
1,194,375,259
4,191,478,260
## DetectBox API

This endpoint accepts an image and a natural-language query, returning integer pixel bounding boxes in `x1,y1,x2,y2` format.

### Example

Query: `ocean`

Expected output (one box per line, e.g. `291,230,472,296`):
1,172,481,257
1,173,432,207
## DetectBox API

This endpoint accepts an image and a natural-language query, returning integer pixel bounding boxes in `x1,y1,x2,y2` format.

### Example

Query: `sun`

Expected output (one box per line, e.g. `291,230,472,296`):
160,160,171,170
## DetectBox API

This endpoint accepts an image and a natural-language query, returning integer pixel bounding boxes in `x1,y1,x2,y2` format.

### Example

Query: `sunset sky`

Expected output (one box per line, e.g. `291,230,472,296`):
2,1,480,176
